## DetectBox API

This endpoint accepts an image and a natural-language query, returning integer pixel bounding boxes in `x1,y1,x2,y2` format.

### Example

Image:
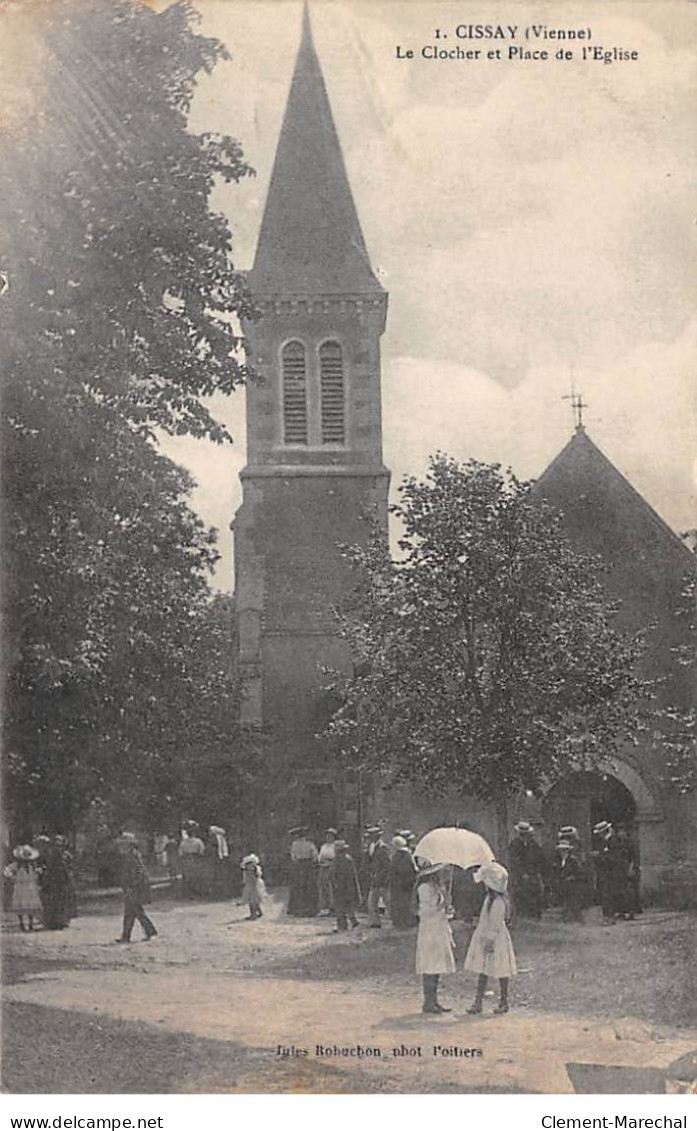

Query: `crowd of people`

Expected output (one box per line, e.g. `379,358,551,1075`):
279,817,642,935
3,815,643,1012
508,819,642,924
284,825,422,932
165,820,238,900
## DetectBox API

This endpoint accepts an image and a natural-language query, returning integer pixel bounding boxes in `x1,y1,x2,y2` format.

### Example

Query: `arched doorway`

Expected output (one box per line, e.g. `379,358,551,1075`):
542,771,637,854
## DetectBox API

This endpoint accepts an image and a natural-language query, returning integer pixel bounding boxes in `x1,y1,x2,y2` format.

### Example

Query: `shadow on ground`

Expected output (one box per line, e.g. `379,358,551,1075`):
259,912,697,1030
1,1003,526,1094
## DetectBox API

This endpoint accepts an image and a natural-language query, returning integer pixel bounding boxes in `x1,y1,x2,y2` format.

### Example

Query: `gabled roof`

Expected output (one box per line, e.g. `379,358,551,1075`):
248,5,384,298
535,426,693,568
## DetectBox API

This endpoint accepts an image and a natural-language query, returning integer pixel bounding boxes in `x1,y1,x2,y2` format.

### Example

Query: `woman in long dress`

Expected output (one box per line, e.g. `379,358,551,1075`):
40,839,75,930
464,861,517,1014
415,863,455,1013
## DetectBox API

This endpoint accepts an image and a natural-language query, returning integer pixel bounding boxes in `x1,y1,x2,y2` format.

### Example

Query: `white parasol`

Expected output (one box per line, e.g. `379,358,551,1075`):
414,827,494,870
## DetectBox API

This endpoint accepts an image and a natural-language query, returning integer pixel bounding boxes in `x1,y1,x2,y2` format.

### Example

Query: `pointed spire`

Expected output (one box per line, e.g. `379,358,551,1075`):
301,0,312,45
249,4,383,296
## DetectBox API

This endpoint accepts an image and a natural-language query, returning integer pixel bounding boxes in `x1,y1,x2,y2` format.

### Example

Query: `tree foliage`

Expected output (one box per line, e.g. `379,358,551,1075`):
328,456,652,815
1,0,255,443
1,0,256,833
2,365,247,833
662,570,697,795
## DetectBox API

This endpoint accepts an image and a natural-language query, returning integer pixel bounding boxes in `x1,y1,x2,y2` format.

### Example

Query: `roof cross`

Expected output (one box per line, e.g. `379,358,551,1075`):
563,380,588,432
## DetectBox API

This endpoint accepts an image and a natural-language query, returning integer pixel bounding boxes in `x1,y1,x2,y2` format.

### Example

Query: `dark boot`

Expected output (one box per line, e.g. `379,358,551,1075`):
422,974,439,1014
468,974,487,1014
432,973,452,1013
494,978,509,1014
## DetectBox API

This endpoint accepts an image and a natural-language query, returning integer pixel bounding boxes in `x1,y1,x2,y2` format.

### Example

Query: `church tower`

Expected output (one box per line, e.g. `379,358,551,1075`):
233,6,389,839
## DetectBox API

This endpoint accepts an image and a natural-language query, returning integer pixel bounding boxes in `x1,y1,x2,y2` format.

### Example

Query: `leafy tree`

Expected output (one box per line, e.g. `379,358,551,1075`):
1,0,255,442
0,0,257,835
2,376,245,834
328,456,652,845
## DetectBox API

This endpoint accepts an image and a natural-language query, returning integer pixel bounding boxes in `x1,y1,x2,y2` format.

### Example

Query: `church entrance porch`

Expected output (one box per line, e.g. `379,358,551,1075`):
542,770,637,855
538,763,668,899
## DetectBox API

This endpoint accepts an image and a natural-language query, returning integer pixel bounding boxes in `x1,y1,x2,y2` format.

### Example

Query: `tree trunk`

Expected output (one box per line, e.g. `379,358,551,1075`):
495,794,509,861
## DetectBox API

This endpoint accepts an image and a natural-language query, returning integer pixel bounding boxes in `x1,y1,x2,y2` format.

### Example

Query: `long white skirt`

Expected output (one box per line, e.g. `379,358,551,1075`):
415,885,456,974
464,898,517,978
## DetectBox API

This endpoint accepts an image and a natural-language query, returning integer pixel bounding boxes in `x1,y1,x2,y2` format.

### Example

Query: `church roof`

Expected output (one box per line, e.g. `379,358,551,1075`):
535,426,693,569
249,5,384,298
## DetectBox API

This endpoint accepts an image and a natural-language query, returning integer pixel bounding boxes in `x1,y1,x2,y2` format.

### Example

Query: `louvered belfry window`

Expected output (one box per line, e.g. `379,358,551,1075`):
282,340,308,444
320,340,345,445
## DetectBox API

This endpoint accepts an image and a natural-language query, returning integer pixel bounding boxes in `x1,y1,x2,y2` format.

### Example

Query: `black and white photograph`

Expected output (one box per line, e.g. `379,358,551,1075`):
1,0,695,1100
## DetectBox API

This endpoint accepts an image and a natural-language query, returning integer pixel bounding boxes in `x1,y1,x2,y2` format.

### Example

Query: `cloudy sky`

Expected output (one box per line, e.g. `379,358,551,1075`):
160,0,697,589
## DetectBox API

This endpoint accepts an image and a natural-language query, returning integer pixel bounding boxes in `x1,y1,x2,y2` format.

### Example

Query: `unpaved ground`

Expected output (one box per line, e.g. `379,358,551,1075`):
2,893,696,1094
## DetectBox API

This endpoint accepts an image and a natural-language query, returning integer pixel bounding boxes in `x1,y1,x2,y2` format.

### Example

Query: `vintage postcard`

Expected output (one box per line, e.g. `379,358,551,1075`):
1,0,695,1099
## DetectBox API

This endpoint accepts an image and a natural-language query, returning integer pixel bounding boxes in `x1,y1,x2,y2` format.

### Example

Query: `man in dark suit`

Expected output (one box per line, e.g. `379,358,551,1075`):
366,825,391,928
508,820,546,920
331,841,361,931
116,832,157,943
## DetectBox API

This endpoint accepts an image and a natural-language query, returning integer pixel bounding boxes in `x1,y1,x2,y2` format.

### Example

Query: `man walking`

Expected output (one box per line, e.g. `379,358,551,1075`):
116,832,157,943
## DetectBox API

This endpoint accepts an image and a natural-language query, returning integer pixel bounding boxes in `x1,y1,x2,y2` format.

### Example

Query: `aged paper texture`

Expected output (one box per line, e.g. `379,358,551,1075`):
1,0,695,1098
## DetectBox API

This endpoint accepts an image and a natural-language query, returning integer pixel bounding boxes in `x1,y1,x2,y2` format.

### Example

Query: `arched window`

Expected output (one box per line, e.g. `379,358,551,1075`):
282,341,308,444
319,340,345,445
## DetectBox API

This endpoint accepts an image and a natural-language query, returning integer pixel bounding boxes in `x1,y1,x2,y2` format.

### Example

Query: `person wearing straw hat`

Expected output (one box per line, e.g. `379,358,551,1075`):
206,825,231,900
415,863,454,1013
553,839,585,922
464,861,517,1015
366,825,390,928
591,820,625,922
115,833,157,943
397,829,417,854
241,854,267,920
331,840,361,932
507,820,545,920
3,845,42,932
390,835,417,928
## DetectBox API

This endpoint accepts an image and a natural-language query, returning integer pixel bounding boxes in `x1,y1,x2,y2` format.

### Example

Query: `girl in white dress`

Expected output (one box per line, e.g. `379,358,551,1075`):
415,863,455,1013
241,854,267,920
464,861,517,1014
4,845,42,931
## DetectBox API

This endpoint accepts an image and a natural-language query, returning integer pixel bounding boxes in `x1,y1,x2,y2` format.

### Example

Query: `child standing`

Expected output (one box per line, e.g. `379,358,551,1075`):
464,861,517,1014
3,845,42,931
241,854,266,919
330,840,361,932
415,863,455,1014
